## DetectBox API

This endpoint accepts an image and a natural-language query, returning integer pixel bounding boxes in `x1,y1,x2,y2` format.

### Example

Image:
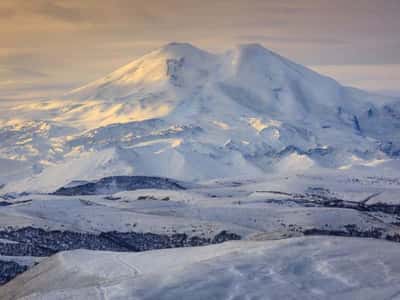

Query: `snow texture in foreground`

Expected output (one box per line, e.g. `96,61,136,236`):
2,236,400,300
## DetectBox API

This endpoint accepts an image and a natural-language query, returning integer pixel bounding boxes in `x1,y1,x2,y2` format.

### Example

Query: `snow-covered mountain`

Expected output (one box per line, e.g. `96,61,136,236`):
1,42,400,192
3,42,400,299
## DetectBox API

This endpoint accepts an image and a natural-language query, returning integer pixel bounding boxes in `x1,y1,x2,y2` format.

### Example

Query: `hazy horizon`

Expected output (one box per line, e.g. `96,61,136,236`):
1,0,399,100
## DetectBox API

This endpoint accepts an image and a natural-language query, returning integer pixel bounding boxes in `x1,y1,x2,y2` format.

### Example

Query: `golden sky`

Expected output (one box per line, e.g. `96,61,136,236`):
1,0,399,100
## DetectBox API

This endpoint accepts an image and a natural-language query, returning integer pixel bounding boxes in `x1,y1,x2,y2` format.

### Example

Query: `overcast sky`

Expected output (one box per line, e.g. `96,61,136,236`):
1,0,399,100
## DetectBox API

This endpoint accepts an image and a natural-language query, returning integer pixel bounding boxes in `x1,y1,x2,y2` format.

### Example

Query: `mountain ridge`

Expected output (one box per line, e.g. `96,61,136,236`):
1,42,400,192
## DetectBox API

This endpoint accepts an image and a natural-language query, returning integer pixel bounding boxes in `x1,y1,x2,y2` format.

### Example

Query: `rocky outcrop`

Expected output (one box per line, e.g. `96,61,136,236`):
53,176,186,195
0,261,27,285
262,191,400,216
0,227,241,285
303,224,384,239
0,227,241,257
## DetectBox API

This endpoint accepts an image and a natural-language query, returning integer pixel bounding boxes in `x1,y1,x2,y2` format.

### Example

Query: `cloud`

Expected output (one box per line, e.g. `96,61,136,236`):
0,67,47,78
0,7,16,18
14,0,164,26
238,35,349,45
33,1,85,22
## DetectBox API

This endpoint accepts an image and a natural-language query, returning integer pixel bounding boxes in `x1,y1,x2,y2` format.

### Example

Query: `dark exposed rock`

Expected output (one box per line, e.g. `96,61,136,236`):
353,115,362,133
263,192,400,217
0,199,32,207
136,195,170,201
52,176,186,196
303,224,384,239
385,233,400,242
0,228,126,256
103,196,122,201
0,227,241,257
0,260,28,285
98,231,211,251
367,203,400,214
0,227,241,285
0,193,30,201
212,231,241,243
167,57,185,87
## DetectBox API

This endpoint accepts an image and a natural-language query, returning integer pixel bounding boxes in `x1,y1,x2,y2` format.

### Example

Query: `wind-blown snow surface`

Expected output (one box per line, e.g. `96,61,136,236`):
3,237,400,300
2,173,400,297
1,42,400,192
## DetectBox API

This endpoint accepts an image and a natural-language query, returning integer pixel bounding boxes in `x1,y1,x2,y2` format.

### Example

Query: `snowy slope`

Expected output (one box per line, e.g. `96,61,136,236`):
1,42,400,192
1,173,400,242
2,160,400,295
3,237,400,300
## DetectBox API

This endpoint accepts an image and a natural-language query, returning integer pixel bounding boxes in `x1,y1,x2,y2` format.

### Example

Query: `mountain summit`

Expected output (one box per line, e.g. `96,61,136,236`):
66,42,216,100
2,43,400,191
64,42,392,122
